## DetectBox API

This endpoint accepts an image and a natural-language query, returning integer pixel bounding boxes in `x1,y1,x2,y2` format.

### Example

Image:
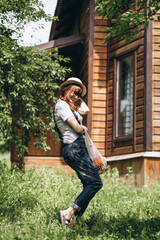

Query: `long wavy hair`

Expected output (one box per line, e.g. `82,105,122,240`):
59,84,81,111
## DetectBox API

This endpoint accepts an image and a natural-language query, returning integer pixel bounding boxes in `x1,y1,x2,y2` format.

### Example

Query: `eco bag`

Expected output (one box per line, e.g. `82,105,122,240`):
83,131,107,174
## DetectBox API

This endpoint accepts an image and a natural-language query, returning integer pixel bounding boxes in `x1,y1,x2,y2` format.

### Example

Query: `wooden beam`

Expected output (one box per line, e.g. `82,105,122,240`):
87,0,95,136
38,34,84,50
144,20,152,151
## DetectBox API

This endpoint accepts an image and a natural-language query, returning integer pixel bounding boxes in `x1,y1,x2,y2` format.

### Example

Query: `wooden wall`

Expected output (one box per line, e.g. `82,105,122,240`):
27,115,61,157
109,158,145,187
92,13,107,156
106,24,145,156
152,10,160,151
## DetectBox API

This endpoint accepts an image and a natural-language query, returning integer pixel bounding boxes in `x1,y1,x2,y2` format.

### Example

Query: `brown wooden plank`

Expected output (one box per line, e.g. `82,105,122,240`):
93,53,107,60
93,59,107,67
137,67,144,76
152,50,160,58
94,142,105,149
136,136,144,144
153,135,160,143
93,46,107,52
112,146,133,155
153,80,160,87
152,36,160,43
137,75,144,83
92,128,105,135
153,144,160,151
92,121,105,128
137,90,144,99
107,121,113,128
94,19,108,26
93,94,106,100
94,39,105,46
146,158,160,183
93,87,107,94
135,144,144,152
137,83,144,91
136,113,144,121
136,106,144,114
93,69,106,79
152,29,160,36
153,43,160,51
137,60,144,69
93,66,107,73
92,135,105,142
94,25,107,32
153,66,160,73
92,107,106,114
153,111,160,119
94,32,107,39
93,80,106,87
154,96,160,104
153,59,160,66
137,52,144,61
153,120,160,127
92,114,106,121
136,121,144,129
153,105,160,111
153,127,160,134
136,98,144,106
93,101,106,107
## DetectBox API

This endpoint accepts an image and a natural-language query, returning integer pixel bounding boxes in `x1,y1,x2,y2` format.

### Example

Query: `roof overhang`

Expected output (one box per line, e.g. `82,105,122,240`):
49,0,81,40
38,33,84,51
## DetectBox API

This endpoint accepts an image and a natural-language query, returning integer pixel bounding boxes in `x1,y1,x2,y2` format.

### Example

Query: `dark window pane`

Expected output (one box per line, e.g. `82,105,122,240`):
116,54,134,137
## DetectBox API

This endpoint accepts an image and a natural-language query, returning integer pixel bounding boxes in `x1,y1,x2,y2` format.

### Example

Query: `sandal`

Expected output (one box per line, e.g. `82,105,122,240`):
59,210,73,227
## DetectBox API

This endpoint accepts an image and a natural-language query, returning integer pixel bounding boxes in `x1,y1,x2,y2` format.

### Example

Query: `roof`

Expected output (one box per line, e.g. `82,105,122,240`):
38,34,84,50
49,0,82,40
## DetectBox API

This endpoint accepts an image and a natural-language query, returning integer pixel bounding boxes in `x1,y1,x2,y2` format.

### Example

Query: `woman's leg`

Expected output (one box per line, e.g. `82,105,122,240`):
62,137,103,220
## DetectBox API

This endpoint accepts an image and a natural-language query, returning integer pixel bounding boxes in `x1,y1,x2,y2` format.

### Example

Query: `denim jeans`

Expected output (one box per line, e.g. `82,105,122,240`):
62,134,103,217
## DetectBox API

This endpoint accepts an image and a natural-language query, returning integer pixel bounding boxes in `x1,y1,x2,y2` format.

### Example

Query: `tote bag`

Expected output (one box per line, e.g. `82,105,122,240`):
83,132,107,174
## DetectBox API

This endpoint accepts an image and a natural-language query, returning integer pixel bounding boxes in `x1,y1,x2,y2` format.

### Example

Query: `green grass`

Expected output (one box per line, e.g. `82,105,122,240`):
0,163,160,240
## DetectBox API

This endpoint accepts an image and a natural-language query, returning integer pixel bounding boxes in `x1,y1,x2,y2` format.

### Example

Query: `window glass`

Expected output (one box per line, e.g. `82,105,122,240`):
116,54,134,137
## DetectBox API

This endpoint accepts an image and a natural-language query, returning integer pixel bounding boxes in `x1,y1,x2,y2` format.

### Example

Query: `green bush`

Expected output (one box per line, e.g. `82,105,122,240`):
0,163,160,240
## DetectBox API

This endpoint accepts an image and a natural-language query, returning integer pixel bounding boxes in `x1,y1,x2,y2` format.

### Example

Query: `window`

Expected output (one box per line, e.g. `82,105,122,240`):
116,53,134,138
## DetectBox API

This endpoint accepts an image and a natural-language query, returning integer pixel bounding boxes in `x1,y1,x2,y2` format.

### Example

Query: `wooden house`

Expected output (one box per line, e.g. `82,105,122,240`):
24,0,160,186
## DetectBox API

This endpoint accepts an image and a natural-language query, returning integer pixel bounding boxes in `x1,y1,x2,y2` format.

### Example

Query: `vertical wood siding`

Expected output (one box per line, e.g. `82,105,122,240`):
92,14,107,156
152,11,160,151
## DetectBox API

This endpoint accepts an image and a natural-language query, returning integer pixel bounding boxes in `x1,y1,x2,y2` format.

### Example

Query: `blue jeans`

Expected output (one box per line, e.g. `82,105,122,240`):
62,135,103,217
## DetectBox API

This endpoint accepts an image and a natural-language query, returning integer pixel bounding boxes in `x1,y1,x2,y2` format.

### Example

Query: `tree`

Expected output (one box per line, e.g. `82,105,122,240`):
95,0,160,43
0,0,70,168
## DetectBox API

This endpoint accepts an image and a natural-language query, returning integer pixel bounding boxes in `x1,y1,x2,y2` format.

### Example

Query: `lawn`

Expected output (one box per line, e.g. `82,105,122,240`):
0,163,160,240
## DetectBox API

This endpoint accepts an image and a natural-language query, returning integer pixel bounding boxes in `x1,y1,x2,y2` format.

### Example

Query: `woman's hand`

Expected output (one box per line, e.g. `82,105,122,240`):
82,125,88,133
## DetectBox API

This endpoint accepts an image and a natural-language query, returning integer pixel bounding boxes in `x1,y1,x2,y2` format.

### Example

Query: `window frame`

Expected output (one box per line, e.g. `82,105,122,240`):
113,49,137,145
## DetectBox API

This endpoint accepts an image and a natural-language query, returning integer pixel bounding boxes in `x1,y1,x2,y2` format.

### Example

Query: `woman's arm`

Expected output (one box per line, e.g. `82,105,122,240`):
67,116,88,133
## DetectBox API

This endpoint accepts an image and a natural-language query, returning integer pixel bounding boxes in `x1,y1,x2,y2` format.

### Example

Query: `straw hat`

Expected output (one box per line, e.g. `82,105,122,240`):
59,77,86,96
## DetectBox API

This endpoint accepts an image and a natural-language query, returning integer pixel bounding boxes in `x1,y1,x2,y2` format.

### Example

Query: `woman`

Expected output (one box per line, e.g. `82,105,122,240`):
54,77,103,226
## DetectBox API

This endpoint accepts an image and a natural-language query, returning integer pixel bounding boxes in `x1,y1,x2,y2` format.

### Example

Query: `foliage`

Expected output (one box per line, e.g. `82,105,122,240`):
0,0,70,165
0,163,160,240
95,0,160,43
